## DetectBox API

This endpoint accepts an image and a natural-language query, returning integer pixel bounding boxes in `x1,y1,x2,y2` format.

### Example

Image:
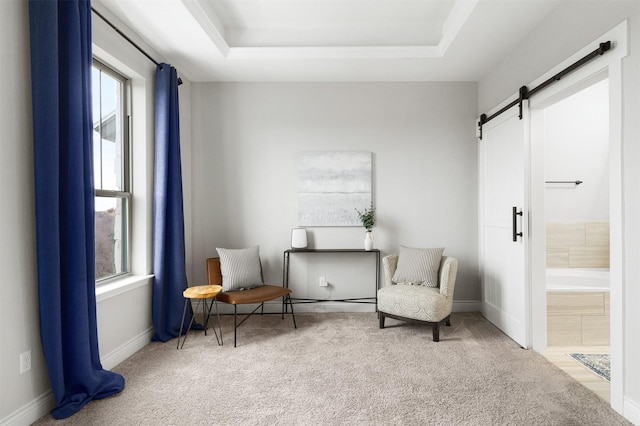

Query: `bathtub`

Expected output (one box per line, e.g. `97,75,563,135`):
546,268,610,292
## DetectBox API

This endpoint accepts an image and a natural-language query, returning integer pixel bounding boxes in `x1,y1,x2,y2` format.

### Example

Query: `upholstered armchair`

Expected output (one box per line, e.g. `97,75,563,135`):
378,252,458,342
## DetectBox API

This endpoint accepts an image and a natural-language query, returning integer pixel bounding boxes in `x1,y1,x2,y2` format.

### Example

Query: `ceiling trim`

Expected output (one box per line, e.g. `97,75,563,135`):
439,0,479,54
181,0,229,57
184,0,478,60
226,45,442,60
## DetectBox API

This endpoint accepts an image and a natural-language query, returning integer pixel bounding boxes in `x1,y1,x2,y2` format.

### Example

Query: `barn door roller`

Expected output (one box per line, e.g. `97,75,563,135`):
478,41,611,140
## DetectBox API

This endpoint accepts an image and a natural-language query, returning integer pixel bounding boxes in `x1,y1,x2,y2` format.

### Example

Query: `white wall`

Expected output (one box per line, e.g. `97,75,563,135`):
478,3,639,114
0,2,194,424
0,1,48,422
91,3,159,368
544,79,609,222
189,82,480,310
479,2,640,423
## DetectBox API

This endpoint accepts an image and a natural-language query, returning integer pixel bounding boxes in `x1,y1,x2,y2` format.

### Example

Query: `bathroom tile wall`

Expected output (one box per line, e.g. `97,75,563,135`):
547,291,610,346
546,222,610,268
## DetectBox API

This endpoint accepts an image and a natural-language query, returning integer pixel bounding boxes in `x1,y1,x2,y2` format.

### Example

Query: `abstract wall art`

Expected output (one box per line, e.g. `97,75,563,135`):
297,151,372,226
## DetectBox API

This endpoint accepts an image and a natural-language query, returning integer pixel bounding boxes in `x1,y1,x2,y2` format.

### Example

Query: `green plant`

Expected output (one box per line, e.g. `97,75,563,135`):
355,207,376,231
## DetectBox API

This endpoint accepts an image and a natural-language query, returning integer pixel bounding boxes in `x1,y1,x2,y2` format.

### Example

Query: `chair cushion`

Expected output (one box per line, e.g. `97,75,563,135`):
216,246,264,291
217,285,291,305
392,246,444,287
378,285,448,322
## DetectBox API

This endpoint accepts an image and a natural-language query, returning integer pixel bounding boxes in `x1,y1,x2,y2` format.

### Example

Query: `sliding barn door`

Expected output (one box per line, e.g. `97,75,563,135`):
479,106,529,348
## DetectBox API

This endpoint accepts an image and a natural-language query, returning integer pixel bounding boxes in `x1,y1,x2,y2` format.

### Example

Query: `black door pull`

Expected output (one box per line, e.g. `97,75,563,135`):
512,207,523,242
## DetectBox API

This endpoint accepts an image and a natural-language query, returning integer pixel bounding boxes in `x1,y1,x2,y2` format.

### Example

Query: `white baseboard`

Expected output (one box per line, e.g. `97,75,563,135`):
213,300,482,314
213,301,376,314
624,396,640,425
452,300,482,312
213,300,482,315
292,303,376,313
100,327,154,370
0,390,54,426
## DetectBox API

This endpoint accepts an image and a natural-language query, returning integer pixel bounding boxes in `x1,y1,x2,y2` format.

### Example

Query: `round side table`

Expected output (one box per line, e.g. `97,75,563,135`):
177,284,223,349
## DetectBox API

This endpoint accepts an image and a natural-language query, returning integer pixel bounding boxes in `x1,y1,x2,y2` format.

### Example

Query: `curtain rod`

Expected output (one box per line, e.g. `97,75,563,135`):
91,7,182,84
477,41,611,140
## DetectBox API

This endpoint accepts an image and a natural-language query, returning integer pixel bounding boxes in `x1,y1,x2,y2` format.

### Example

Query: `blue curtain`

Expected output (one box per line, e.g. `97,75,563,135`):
29,0,124,419
152,64,190,342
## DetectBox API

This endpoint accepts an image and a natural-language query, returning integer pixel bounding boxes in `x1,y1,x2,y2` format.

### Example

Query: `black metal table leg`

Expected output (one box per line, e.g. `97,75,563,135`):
177,299,189,350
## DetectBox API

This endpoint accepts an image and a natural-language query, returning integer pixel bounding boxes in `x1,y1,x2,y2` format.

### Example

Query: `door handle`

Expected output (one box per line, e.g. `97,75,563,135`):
512,207,523,242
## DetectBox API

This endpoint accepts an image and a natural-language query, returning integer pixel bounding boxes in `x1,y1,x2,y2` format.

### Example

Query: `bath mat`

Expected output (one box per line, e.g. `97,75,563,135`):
568,353,610,382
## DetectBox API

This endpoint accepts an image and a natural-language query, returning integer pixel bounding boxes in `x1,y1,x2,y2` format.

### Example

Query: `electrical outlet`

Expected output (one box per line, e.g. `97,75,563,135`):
319,276,328,287
20,350,31,375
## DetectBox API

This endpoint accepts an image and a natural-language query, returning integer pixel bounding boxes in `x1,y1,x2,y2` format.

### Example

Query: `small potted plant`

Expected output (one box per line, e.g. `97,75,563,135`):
356,206,376,250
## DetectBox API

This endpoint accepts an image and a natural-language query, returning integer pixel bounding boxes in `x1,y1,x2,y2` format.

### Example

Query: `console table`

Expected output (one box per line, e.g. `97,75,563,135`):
282,249,381,308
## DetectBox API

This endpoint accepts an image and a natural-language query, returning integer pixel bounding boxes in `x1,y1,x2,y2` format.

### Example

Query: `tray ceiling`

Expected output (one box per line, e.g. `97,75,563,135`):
96,0,562,82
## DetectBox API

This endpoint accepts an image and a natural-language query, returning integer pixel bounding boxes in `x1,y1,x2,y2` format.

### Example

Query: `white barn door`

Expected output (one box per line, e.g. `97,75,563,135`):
479,106,530,348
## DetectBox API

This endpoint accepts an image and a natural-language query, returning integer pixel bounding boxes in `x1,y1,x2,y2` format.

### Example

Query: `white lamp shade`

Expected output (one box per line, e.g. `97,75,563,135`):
291,228,308,249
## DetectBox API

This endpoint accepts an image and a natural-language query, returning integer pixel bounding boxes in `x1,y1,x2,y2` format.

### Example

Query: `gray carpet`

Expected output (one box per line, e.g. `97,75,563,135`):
33,312,630,425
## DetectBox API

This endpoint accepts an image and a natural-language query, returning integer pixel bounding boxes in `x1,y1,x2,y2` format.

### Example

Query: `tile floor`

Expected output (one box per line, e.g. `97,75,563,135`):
545,291,610,403
544,345,610,402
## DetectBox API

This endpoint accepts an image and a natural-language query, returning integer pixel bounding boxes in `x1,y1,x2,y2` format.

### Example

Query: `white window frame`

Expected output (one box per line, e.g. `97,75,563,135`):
93,58,132,284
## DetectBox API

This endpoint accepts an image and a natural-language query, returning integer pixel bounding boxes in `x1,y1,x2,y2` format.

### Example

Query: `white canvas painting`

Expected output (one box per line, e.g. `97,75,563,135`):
297,151,372,226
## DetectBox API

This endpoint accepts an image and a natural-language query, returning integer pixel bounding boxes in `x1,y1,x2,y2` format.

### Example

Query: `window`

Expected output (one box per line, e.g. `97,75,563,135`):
92,60,130,281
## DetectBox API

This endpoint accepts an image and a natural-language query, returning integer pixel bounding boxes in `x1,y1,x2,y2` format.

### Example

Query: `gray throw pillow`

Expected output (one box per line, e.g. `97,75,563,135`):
216,246,264,291
392,246,444,287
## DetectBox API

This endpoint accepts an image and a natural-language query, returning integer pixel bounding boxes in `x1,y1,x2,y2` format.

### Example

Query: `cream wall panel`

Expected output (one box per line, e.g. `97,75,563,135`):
546,222,610,268
546,247,569,268
547,292,605,316
583,313,611,346
546,222,585,247
569,246,610,268
586,222,610,246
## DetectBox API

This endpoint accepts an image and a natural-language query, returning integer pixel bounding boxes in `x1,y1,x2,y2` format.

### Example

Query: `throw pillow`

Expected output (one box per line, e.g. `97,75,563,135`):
216,246,264,291
392,246,444,287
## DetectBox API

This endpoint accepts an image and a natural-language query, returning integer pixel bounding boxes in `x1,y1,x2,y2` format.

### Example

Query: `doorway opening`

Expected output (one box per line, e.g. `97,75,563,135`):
537,77,611,402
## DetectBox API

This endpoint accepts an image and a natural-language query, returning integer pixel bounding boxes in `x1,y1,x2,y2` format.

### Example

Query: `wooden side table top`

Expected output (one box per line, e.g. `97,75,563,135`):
183,284,222,299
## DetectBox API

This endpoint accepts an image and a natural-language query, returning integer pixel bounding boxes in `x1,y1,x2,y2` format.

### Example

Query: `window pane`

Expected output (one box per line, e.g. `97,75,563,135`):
92,68,124,192
92,67,100,135
92,67,102,188
95,196,127,280
92,61,130,283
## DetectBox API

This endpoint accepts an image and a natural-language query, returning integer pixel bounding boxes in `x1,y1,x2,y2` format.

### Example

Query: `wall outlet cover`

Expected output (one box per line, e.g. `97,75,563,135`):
20,350,31,375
